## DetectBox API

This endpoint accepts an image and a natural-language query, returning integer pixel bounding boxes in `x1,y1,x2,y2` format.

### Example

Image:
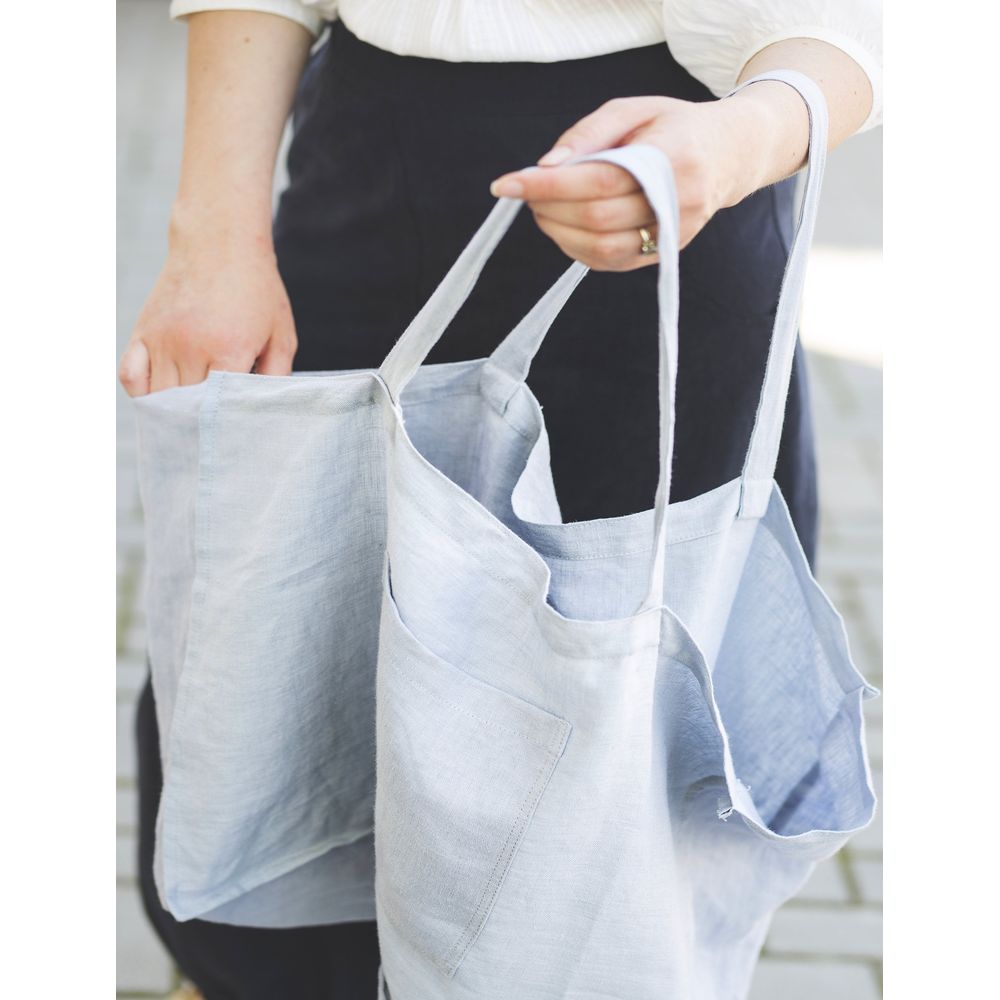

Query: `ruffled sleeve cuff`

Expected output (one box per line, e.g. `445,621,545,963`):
168,0,330,38
663,1,883,132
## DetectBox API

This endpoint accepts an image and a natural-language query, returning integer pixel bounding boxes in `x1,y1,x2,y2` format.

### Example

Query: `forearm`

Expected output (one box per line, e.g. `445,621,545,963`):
720,37,874,203
170,10,312,250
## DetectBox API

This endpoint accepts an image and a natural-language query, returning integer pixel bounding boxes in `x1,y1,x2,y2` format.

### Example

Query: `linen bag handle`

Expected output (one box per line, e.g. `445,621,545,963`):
377,141,678,403
728,71,829,516
377,144,682,613
378,70,826,612
486,69,830,526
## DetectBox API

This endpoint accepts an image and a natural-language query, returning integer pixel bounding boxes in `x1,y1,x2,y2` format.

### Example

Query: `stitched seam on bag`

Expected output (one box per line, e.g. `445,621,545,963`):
385,644,566,753
395,463,737,573
401,388,538,443
220,395,378,417
400,389,481,406
480,377,538,441
174,832,373,906
389,475,659,655
756,521,873,695
160,379,380,909
761,703,865,839
397,379,741,544
392,406,745,562
529,522,727,560
160,374,222,889
380,631,570,977
437,723,570,977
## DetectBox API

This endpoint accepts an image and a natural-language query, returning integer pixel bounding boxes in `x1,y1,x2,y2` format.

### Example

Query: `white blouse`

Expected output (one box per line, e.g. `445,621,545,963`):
168,0,882,131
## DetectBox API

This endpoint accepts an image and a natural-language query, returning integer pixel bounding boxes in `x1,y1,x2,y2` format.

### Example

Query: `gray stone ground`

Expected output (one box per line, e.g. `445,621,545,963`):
116,2,883,995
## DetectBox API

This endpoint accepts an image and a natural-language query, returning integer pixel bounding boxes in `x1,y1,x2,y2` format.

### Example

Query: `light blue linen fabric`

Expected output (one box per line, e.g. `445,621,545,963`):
135,70,877,998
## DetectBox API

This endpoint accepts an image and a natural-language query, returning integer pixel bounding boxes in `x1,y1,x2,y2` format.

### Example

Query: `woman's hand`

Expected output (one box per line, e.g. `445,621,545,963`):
489,84,807,270
489,38,874,271
118,222,297,396
119,10,311,396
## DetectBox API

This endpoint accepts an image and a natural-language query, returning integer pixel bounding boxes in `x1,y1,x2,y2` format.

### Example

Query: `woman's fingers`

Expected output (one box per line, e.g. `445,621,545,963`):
533,213,657,272
254,301,298,375
149,356,182,394
490,164,659,269
121,323,292,395
534,96,665,166
177,355,211,386
491,162,638,202
118,338,152,398
253,333,297,376
531,192,655,233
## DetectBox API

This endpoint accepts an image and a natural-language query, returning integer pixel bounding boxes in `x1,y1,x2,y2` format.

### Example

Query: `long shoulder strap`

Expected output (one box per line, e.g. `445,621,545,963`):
732,70,829,517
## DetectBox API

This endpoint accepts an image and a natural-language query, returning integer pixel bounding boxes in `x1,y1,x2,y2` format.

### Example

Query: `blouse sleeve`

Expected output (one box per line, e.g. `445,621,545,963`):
168,0,335,37
662,0,883,132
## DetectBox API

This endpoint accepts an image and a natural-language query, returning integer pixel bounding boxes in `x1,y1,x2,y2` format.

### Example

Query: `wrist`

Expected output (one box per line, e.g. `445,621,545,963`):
168,194,276,259
715,80,810,205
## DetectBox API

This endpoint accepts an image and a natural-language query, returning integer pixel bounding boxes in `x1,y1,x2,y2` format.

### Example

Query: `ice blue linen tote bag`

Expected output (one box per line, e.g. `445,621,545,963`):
134,69,877,998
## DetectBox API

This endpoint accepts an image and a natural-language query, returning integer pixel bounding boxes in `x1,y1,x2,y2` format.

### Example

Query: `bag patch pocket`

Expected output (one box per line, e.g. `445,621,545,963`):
375,581,571,978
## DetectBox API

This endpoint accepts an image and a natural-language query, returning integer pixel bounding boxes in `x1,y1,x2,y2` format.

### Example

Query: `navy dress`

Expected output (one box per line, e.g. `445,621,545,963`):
137,20,817,999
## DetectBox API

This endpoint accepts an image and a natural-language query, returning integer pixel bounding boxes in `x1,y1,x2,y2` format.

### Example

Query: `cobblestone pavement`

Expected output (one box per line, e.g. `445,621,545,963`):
117,2,882,995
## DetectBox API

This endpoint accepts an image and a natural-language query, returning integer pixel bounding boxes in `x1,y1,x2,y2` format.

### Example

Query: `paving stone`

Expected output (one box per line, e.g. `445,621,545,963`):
118,698,139,783
841,597,882,660
813,587,880,686
118,551,137,579
805,360,842,426
117,412,139,443
806,334,882,412
122,620,149,661
766,906,882,959
117,13,185,993
117,886,175,994
793,856,852,904
857,578,883,644
829,510,883,543
855,438,882,489
118,785,138,834
863,692,883,724
118,466,141,515
813,570,850,610
850,641,883,688
119,654,149,698
864,723,882,765
750,958,880,1000
115,440,139,466
815,452,881,519
815,530,883,580
118,831,138,882
850,857,883,905
808,350,857,415
869,764,882,799
117,517,147,550
850,805,883,854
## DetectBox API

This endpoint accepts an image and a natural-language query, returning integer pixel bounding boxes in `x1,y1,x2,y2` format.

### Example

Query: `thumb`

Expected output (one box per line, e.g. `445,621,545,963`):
118,338,151,398
537,97,662,166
